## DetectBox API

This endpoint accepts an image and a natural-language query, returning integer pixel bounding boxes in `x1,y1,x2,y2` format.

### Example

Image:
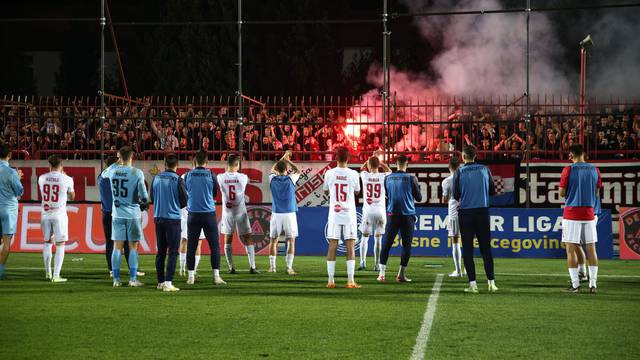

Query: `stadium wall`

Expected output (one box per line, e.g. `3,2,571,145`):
10,160,640,210
10,204,612,259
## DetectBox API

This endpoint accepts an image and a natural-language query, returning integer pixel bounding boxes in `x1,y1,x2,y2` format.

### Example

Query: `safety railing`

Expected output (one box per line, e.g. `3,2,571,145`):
2,94,639,161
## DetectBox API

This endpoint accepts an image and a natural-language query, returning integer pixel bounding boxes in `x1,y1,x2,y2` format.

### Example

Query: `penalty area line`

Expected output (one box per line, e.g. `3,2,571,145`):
496,272,640,279
410,273,444,360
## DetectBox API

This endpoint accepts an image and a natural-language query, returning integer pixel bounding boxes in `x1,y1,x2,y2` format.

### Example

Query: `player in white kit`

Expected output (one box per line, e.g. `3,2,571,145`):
178,206,205,276
358,154,391,271
38,155,75,282
217,154,259,274
323,147,361,288
442,156,465,277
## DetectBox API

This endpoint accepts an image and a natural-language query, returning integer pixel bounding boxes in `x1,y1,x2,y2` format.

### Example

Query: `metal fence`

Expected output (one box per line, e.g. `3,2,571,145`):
1,94,639,162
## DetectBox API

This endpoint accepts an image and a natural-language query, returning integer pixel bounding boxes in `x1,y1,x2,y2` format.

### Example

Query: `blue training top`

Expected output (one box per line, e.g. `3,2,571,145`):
0,160,24,212
98,174,112,212
270,174,299,213
453,162,495,210
101,164,149,219
384,171,422,215
152,170,188,220
185,167,217,213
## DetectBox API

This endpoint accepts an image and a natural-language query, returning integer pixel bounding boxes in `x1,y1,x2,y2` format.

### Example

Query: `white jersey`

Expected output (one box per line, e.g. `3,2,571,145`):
360,171,390,214
442,175,459,219
38,171,74,218
323,167,360,225
217,172,249,215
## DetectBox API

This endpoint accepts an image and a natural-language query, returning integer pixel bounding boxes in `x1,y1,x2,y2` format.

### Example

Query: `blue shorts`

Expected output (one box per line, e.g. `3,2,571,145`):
112,217,144,242
0,209,18,236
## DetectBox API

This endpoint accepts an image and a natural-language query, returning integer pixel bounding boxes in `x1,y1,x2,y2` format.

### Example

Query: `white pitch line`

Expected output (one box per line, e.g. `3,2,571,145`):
410,273,444,360
496,272,640,279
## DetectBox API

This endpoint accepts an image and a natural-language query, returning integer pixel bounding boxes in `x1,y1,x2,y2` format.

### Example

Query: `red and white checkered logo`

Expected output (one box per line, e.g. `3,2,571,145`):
493,176,504,194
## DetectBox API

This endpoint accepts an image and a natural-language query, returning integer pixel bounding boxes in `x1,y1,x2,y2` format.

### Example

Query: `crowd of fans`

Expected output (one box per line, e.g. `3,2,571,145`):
1,97,638,161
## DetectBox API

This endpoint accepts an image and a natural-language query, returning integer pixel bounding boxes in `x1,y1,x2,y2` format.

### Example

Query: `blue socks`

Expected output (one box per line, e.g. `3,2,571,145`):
0,264,5,279
128,249,138,282
111,249,121,281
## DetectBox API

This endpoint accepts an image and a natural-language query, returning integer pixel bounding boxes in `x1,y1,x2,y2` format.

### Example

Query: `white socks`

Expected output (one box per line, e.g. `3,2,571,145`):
578,263,586,274
195,255,201,272
269,255,276,270
188,270,195,278
488,279,495,286
224,244,234,270
43,243,53,275
398,265,406,278
374,235,382,267
53,244,65,278
359,236,368,267
379,264,386,277
469,280,477,287
213,269,220,277
327,260,336,283
346,260,356,283
568,267,580,288
179,252,186,271
589,266,598,288
285,254,294,269
452,242,462,274
246,245,256,269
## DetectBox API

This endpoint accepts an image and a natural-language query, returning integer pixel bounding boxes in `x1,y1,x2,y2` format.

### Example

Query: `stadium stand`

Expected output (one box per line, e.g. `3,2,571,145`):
1,95,638,161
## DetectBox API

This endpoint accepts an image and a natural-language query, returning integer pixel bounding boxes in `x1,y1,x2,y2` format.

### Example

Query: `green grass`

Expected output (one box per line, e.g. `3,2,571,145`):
1,254,639,360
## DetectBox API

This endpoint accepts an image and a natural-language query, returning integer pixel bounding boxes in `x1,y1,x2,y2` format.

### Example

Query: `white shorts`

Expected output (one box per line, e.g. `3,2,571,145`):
42,215,68,242
326,220,358,241
221,211,252,236
360,210,386,236
270,213,298,238
181,221,205,240
562,218,598,244
447,216,460,238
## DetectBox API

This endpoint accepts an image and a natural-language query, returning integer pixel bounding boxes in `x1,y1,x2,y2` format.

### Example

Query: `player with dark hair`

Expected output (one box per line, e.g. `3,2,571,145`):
101,146,149,287
0,144,24,279
559,144,601,293
442,156,465,277
151,153,187,292
323,146,361,288
358,152,391,271
218,154,259,274
378,154,422,282
99,156,141,278
453,145,498,293
185,150,225,285
268,150,302,274
38,155,75,282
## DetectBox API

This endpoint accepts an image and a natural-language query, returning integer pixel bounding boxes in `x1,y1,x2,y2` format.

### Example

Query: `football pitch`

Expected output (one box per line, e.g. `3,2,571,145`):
1,253,639,360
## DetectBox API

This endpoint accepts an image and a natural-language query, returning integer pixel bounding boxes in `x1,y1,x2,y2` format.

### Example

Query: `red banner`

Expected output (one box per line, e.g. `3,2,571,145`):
10,204,273,256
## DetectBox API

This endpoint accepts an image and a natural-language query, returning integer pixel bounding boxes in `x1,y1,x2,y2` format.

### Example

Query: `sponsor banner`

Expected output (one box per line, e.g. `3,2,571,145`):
10,204,273,256
619,207,640,260
10,205,612,259
295,207,614,259
11,160,639,212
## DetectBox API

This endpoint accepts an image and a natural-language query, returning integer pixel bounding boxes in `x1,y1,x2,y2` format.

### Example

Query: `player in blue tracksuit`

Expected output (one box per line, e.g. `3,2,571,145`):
0,144,24,279
378,154,422,283
151,153,187,292
99,156,134,276
453,145,498,293
184,150,225,285
101,146,149,288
